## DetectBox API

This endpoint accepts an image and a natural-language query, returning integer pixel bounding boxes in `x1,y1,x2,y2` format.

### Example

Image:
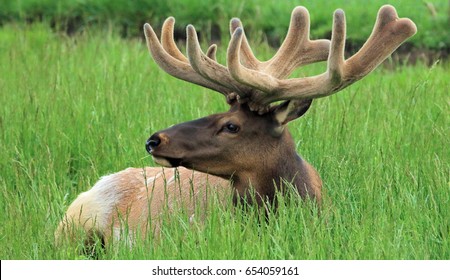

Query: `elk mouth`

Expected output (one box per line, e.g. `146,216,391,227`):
152,155,183,168
146,142,184,167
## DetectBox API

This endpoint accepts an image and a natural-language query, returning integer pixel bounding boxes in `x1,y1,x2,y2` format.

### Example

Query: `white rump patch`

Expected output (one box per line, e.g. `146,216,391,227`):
113,227,134,248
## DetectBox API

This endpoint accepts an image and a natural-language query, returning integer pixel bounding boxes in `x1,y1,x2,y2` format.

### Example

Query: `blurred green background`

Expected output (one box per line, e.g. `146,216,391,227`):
1,0,448,51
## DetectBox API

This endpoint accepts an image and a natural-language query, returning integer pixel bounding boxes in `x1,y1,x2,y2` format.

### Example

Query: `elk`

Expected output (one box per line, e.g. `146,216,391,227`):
56,5,416,246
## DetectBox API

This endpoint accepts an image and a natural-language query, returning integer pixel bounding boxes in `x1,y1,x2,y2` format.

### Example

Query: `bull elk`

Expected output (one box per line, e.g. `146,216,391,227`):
56,5,416,246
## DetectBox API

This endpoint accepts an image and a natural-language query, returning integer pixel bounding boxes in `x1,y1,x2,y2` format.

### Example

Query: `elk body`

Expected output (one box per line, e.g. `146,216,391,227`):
56,6,416,245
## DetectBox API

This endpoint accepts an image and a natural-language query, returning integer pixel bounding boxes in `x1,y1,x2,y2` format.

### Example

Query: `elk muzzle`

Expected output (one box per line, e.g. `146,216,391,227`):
145,134,161,154
146,132,183,167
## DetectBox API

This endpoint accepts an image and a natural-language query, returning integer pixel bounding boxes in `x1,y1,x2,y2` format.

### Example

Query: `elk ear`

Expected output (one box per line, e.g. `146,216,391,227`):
272,99,313,126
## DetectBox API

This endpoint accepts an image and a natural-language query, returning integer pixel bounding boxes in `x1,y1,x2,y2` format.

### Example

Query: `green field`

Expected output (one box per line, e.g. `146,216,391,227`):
0,18,449,259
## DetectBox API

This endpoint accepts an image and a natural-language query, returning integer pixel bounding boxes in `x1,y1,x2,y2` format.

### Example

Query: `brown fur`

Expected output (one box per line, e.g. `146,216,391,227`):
56,104,323,246
56,167,228,245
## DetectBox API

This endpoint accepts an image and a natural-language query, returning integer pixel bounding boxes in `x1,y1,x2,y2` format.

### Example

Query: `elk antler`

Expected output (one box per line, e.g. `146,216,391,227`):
228,7,330,79
144,5,416,113
227,5,417,112
144,17,251,103
143,18,232,98
143,6,332,106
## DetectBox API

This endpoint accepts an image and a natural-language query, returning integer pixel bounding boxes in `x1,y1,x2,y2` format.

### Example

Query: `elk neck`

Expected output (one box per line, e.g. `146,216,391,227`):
230,128,315,205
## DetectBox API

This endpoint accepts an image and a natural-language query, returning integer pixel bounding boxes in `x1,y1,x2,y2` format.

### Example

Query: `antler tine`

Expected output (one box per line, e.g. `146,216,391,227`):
229,18,261,69
228,5,417,106
206,44,217,60
229,7,330,79
186,25,253,98
143,22,231,97
227,28,278,95
160,17,188,63
265,6,331,79
344,5,417,78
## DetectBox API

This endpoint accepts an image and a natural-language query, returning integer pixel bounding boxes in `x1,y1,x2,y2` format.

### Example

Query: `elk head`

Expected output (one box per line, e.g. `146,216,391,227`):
146,100,312,176
143,6,416,202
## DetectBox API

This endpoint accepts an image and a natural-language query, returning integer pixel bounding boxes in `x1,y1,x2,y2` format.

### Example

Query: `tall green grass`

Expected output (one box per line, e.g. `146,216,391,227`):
0,23,448,259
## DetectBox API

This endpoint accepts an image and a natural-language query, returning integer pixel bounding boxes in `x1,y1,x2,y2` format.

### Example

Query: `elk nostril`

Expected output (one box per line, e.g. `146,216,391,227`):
145,135,161,154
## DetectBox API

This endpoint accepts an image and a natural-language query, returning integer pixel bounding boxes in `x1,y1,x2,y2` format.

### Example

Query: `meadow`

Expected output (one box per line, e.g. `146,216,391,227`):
0,19,449,259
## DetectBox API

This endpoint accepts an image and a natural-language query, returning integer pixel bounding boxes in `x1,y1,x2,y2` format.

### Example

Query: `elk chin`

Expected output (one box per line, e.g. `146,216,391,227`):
152,156,183,168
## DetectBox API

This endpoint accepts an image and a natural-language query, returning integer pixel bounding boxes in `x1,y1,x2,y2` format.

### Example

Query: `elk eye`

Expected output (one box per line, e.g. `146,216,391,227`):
224,122,240,133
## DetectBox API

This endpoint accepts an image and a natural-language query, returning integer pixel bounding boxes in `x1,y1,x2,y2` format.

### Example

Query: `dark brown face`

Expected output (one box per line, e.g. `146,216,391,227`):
145,103,293,178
